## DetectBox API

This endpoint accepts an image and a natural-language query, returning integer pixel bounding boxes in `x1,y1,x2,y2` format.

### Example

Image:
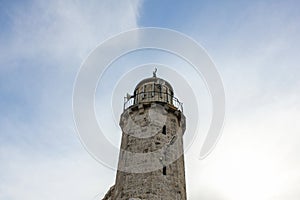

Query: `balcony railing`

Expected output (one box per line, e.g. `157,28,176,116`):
123,91,183,112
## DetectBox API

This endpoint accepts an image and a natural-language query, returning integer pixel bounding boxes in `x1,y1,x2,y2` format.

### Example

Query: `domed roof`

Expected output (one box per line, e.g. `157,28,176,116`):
134,76,173,91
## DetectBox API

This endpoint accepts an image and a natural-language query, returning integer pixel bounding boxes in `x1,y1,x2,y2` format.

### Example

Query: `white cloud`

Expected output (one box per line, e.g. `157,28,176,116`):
0,1,142,199
0,0,142,66
2,1,300,199
183,2,300,199
0,145,115,200
186,91,300,200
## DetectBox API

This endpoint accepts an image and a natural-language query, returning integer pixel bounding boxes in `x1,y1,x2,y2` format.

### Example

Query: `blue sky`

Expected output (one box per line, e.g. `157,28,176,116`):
1,0,300,199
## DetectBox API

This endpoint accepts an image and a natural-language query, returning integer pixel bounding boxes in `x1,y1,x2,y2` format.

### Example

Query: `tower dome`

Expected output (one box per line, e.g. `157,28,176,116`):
134,76,173,92
123,69,183,112
133,75,174,105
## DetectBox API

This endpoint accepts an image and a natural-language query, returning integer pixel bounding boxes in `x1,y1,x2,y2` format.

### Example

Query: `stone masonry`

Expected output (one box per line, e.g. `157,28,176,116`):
102,74,187,200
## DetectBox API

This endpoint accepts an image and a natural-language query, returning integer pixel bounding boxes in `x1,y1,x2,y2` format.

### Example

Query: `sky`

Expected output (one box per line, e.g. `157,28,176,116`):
0,0,300,199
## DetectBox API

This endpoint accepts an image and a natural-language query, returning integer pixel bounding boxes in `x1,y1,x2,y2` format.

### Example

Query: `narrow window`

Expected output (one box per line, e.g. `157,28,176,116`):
151,83,155,97
141,86,144,99
166,88,169,103
162,125,166,135
163,166,167,175
158,84,162,98
133,90,137,104
142,85,146,99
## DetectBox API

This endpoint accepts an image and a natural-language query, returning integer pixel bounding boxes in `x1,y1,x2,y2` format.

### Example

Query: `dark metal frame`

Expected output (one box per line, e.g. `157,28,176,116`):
123,91,183,112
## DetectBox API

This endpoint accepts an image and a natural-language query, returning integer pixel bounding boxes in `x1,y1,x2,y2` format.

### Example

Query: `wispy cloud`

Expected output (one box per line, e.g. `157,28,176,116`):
182,1,300,199
1,0,300,199
0,0,142,199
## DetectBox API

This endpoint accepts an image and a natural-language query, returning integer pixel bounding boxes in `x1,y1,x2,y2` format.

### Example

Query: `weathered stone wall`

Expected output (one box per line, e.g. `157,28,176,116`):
105,102,186,200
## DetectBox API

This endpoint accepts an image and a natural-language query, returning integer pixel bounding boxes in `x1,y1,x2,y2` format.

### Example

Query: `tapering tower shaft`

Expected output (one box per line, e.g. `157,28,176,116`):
104,73,186,200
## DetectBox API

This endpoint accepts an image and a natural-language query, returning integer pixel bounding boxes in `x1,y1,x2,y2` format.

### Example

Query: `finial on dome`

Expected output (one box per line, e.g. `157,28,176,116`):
153,67,157,78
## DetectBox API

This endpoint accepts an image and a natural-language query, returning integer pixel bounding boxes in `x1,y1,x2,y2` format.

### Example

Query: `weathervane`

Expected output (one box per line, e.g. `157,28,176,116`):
153,67,157,77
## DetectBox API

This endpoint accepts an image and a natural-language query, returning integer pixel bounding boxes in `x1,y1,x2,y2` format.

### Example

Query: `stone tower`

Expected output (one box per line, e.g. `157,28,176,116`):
103,70,186,200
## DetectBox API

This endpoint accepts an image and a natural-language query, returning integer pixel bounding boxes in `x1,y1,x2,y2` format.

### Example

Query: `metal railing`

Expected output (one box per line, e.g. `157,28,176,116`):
123,91,183,112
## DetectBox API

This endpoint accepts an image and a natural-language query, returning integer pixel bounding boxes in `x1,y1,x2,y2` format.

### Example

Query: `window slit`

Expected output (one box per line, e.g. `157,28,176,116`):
162,125,166,135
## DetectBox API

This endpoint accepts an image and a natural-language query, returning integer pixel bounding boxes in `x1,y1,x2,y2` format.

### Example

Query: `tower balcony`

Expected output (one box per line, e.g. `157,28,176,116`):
123,86,183,112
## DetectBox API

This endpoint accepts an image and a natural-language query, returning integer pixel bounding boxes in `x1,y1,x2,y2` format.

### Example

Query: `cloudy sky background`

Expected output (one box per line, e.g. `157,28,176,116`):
1,0,300,199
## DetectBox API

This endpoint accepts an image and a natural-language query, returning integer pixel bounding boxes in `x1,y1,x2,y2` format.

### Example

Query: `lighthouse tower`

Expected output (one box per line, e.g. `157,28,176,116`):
103,70,187,200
